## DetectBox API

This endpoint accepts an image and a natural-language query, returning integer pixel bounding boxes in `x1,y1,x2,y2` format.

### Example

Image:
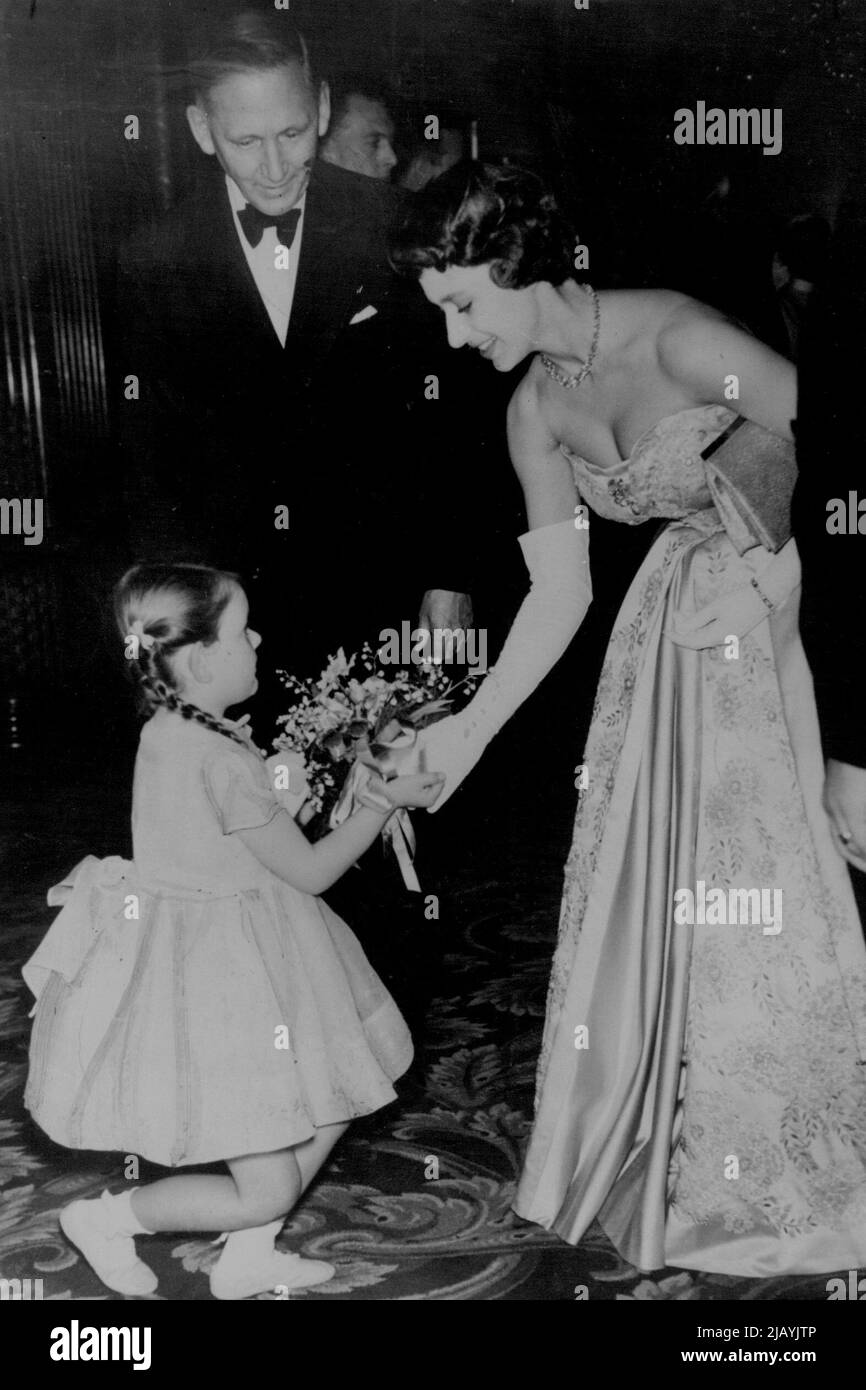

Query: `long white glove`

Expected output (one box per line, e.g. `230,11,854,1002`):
420,518,592,812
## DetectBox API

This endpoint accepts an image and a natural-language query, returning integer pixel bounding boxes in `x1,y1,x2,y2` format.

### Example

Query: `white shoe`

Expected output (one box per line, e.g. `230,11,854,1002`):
59,1193,158,1297
210,1250,336,1300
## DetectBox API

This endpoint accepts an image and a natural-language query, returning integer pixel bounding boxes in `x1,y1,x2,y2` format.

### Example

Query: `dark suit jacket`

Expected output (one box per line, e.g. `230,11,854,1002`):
114,159,492,670
794,210,866,770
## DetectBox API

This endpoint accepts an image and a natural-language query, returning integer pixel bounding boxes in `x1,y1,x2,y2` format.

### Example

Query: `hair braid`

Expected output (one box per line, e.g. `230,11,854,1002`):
136,665,249,747
115,563,251,749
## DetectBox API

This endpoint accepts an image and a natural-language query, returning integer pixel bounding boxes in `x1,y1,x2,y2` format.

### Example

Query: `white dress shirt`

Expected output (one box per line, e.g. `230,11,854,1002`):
227,176,306,347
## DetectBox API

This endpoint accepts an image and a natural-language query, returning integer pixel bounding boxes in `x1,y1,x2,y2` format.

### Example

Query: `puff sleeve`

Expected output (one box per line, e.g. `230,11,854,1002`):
202,749,283,835
263,751,311,819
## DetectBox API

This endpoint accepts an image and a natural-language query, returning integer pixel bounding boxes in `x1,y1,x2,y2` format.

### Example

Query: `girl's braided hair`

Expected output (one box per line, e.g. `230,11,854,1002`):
114,563,250,746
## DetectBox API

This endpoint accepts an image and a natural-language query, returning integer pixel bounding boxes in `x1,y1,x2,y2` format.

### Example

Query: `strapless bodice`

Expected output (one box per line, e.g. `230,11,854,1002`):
561,404,738,524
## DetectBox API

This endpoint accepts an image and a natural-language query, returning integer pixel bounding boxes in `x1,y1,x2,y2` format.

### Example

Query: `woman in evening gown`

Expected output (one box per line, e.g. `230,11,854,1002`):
393,162,866,1277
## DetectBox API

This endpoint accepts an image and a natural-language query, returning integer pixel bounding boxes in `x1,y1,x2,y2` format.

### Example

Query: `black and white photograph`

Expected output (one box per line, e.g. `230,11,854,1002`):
1,0,865,1346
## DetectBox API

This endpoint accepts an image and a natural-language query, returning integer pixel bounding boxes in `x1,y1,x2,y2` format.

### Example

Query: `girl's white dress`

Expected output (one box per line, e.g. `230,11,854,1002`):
23,710,413,1168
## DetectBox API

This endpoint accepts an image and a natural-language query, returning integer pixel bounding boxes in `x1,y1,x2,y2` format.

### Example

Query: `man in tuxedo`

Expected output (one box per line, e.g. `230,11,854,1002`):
117,11,479,677
320,74,399,182
794,198,866,932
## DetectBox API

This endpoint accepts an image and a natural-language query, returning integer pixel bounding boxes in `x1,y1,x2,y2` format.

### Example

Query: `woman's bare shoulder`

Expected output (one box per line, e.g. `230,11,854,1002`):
642,292,753,380
659,292,735,338
507,363,550,433
608,287,729,331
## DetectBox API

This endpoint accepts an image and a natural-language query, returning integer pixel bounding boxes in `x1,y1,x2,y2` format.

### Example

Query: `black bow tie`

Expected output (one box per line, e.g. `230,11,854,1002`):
237,204,301,250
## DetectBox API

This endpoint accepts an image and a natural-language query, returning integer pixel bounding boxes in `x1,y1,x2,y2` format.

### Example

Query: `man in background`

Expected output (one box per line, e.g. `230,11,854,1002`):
320,74,399,181
117,12,475,672
794,196,866,932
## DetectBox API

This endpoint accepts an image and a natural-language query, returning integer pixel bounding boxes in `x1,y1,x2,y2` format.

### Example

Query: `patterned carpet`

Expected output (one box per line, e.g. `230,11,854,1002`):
0,721,849,1302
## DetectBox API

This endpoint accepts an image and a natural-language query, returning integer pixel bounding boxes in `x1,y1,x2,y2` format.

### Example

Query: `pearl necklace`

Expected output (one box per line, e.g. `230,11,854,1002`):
540,284,600,390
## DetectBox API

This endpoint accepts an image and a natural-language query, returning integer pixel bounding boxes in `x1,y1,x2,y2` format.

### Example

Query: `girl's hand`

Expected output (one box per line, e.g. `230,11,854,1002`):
366,770,446,809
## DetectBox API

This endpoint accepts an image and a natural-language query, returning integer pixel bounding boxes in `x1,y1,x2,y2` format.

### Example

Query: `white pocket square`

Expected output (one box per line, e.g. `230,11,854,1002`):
349,304,378,325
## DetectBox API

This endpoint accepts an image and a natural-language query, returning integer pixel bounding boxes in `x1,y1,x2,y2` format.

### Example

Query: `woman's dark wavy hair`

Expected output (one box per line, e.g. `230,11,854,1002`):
390,161,575,290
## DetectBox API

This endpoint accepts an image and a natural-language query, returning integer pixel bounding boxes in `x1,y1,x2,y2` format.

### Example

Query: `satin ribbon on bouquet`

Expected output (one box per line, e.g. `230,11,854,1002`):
327,717,428,892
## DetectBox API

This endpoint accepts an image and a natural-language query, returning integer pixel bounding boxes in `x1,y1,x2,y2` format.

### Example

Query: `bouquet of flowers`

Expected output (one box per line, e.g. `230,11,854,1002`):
272,642,482,888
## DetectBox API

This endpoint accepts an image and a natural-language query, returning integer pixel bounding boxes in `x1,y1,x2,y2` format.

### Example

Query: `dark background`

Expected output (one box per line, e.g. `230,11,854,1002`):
1,0,864,758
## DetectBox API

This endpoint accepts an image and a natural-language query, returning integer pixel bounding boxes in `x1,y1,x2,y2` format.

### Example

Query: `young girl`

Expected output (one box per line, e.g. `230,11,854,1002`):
22,563,443,1300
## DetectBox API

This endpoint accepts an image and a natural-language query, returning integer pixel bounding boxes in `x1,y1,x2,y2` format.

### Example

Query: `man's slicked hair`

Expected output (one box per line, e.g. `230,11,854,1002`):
327,72,396,136
188,10,316,107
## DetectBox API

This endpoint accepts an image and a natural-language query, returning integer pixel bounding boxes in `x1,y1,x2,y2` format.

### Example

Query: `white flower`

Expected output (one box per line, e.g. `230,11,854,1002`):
128,619,156,651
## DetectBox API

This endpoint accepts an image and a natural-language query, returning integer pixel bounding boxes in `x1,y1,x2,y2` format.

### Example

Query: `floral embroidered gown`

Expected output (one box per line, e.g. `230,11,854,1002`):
512,404,866,1276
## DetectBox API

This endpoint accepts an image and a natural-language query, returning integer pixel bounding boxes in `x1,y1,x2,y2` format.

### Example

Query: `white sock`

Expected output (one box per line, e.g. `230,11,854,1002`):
105,1188,155,1237
214,1219,285,1274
